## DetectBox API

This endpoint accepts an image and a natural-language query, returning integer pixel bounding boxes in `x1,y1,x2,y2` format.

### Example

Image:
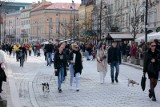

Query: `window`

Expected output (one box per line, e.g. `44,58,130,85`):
141,15,144,22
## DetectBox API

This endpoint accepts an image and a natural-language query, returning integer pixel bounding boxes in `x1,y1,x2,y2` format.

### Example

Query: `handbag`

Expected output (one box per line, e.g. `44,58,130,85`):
141,74,146,91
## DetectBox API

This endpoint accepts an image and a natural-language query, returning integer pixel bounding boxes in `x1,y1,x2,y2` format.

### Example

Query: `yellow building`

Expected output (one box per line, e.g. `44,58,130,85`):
79,1,94,36
30,2,80,42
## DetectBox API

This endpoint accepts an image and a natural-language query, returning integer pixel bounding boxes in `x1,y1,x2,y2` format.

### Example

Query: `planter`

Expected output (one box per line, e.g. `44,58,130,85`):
123,56,127,62
140,59,144,66
134,58,140,65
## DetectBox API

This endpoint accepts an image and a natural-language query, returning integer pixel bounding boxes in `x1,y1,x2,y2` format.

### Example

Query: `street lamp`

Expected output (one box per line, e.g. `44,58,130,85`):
145,0,148,50
70,0,75,40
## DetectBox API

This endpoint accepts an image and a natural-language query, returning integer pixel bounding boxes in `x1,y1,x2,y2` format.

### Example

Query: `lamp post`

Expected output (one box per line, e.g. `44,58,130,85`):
145,0,148,49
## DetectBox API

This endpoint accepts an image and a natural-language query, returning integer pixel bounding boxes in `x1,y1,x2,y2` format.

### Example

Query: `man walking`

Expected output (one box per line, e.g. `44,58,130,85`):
108,41,121,83
44,40,54,66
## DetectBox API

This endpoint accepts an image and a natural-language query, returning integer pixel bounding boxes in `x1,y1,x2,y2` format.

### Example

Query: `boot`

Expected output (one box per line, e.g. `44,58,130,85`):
148,89,152,98
152,91,156,101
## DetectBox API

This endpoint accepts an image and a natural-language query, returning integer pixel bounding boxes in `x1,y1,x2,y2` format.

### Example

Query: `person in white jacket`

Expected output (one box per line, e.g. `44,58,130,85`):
0,48,7,99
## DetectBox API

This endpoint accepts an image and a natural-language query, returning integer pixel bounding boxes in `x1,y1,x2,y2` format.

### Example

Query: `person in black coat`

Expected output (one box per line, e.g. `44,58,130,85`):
143,40,160,101
108,41,121,83
54,43,67,93
44,40,54,66
19,45,27,67
69,43,83,91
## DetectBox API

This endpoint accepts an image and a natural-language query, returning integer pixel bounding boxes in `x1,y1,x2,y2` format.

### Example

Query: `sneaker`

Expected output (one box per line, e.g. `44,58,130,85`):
76,89,79,92
58,89,62,93
70,86,72,90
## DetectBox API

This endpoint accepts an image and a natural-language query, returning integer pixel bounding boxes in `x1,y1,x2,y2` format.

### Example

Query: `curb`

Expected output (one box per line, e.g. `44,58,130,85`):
122,62,143,70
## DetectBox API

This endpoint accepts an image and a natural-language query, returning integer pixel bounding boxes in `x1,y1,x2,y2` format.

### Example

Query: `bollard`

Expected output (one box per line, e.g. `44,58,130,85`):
0,100,7,107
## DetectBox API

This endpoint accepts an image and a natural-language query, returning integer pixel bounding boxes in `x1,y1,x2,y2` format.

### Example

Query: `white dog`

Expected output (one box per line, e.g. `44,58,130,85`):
42,83,50,97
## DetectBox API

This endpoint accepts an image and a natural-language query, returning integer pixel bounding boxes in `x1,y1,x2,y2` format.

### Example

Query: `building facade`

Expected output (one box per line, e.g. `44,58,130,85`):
104,0,160,38
0,1,32,44
30,2,80,41
2,11,21,44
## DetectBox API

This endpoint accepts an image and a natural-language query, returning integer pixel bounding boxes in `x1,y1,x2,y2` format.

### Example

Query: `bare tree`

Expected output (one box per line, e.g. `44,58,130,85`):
129,2,145,41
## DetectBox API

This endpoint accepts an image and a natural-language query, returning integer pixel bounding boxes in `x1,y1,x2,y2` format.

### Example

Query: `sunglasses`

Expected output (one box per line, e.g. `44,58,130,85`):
75,47,78,48
151,45,156,47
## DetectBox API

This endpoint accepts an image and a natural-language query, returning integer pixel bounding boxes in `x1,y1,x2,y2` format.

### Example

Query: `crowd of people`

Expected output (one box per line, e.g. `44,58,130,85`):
0,38,160,102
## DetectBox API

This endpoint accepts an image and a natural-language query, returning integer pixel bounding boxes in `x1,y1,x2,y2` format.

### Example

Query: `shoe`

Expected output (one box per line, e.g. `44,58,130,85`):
152,91,156,101
76,88,79,92
111,80,114,84
149,89,152,98
115,79,118,83
58,89,62,93
0,96,2,100
152,97,156,101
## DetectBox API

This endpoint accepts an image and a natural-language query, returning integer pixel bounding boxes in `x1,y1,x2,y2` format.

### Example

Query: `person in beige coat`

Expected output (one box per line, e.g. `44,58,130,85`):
97,42,108,84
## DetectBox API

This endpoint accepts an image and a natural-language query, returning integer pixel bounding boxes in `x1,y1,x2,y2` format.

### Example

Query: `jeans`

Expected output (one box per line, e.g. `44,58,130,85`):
20,57,24,67
110,61,119,82
57,67,64,89
70,64,80,89
16,51,19,61
46,52,52,65
85,50,90,60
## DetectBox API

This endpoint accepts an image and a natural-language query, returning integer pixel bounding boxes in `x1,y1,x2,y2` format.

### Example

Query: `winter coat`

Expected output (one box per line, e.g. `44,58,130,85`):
108,47,121,64
131,46,137,57
0,50,6,63
97,49,108,72
0,64,7,82
69,50,83,75
143,49,160,77
54,51,67,76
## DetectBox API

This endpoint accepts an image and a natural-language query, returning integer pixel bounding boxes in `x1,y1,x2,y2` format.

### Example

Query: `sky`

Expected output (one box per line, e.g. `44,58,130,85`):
14,0,81,3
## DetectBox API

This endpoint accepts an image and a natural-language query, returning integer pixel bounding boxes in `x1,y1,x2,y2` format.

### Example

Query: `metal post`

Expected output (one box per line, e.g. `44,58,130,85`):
145,0,148,49
73,0,75,41
99,0,102,41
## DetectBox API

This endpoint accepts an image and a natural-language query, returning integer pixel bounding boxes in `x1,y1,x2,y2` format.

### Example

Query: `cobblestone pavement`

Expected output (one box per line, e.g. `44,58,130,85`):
6,54,160,107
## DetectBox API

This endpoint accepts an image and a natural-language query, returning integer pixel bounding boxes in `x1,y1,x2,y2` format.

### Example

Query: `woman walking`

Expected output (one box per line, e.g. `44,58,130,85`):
0,48,7,99
69,43,83,91
143,40,160,101
54,43,67,93
97,42,108,84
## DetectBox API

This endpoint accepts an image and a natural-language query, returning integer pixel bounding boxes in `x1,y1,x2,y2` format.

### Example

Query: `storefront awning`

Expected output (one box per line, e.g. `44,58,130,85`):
108,33,134,40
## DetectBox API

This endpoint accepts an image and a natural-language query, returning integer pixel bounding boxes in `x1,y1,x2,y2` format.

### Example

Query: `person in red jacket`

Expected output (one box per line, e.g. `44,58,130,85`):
130,43,137,63
36,42,41,57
